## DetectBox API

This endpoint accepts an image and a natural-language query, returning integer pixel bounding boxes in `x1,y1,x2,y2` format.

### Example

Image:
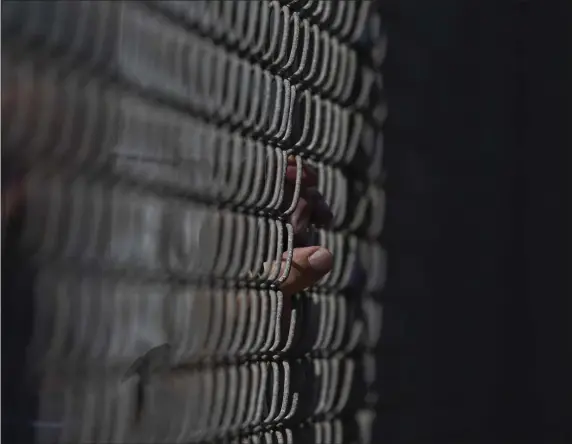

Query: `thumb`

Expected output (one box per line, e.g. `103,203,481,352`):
280,246,333,297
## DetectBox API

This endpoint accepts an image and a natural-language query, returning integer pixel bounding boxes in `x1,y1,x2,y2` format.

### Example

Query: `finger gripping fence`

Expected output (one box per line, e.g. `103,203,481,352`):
2,1,386,443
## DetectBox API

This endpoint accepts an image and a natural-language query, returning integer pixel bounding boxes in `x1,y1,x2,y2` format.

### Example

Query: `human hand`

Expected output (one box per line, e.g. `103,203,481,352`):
263,156,334,297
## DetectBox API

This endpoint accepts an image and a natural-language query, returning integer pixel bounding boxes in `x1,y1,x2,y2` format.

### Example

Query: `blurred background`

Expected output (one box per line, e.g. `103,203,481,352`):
2,1,570,443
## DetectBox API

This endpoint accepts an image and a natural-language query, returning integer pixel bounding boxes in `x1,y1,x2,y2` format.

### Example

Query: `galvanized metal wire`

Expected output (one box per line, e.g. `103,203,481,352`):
2,1,386,442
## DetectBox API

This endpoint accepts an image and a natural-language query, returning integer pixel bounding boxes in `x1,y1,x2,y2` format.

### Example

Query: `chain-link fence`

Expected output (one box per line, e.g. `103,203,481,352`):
2,1,386,442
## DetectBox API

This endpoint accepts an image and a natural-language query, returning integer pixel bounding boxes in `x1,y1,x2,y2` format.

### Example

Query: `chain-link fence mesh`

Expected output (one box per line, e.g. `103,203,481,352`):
2,1,386,442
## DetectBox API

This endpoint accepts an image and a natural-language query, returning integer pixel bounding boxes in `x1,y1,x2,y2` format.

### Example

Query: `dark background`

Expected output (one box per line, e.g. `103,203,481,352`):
2,1,570,443
377,0,571,442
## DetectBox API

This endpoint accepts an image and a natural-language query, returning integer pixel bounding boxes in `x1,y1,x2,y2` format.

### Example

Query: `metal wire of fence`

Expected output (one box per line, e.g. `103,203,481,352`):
2,1,386,442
